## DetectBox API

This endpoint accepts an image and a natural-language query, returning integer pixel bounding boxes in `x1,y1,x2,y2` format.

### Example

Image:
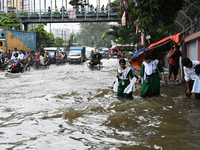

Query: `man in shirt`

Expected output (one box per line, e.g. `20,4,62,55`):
168,45,182,80
11,48,19,58
10,52,21,70
182,58,200,99
18,50,24,61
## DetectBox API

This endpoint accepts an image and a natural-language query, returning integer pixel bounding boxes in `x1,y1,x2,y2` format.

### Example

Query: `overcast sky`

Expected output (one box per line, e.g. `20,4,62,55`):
42,0,114,33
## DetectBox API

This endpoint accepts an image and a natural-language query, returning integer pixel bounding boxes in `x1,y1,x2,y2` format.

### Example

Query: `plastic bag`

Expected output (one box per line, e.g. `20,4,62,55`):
191,75,200,93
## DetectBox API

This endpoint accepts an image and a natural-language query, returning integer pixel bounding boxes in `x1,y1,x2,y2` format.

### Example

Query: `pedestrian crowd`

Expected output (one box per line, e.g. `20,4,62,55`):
4,48,52,68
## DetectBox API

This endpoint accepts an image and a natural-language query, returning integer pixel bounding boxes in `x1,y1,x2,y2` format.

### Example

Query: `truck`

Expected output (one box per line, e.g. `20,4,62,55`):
0,29,36,53
68,47,86,64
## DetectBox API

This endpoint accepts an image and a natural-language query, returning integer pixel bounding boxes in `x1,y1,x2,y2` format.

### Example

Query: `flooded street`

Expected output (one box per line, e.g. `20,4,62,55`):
0,59,200,150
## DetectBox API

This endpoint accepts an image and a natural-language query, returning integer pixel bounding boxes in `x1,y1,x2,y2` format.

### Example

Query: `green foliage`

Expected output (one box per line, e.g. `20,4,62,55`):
65,12,68,14
31,12,38,15
0,12,20,30
19,12,28,17
77,41,82,46
88,11,95,14
96,32,114,48
107,24,139,45
53,11,60,15
135,0,184,31
43,12,50,15
29,24,55,49
74,36,77,43
107,0,184,45
70,33,74,43
76,22,110,47
0,13,6,16
54,37,64,47
6,12,17,18
111,0,120,5
76,11,83,14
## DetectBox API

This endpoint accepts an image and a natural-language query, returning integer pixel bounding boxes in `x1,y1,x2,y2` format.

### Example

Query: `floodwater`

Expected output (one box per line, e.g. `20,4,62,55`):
0,59,200,150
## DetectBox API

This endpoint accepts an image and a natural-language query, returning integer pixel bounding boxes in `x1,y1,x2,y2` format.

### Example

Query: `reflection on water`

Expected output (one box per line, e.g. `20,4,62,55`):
0,59,200,150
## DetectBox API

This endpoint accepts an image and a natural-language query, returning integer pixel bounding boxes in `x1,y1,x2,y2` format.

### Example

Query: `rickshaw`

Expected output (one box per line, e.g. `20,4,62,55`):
88,52,103,68
56,51,67,65
34,51,50,69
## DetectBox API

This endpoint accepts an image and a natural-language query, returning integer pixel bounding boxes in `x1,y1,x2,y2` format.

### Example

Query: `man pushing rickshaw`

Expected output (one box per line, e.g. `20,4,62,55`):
88,51,102,68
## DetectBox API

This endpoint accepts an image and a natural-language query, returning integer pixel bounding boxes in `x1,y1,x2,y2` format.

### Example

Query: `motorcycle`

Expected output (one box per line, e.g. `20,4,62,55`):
7,61,24,73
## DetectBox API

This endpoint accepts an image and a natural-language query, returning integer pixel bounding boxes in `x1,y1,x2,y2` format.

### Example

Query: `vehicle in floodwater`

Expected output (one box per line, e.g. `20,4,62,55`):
68,47,86,64
44,47,60,64
88,52,102,68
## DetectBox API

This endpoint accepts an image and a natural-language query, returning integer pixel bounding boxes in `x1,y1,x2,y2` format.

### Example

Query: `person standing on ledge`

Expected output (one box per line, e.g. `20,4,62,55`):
168,45,182,80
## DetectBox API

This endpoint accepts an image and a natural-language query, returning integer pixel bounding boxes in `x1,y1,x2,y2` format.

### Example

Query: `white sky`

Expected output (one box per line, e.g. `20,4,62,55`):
41,0,114,33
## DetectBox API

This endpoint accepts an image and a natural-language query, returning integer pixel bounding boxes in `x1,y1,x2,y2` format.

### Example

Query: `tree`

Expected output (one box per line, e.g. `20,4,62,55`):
107,0,184,45
96,32,113,48
0,12,20,30
76,22,110,47
29,24,55,49
135,0,184,31
69,0,88,8
54,37,65,47
111,0,120,5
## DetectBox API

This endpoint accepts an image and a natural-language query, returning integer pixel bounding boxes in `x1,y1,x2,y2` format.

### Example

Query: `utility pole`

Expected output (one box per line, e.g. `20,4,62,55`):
34,0,35,12
44,0,46,12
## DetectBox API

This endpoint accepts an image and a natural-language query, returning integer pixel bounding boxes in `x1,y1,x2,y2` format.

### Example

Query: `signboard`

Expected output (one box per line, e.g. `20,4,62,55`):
141,32,145,46
122,11,126,26
68,11,76,19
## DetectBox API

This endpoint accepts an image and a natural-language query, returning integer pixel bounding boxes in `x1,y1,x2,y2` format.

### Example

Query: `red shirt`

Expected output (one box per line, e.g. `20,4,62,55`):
169,50,181,66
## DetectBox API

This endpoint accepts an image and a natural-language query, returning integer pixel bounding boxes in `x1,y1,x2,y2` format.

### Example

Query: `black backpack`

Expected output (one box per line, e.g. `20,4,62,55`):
194,64,200,75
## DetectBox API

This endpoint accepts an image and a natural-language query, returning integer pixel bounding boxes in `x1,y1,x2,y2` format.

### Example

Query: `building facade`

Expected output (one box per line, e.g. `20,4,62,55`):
52,28,70,40
183,31,200,61
1,0,24,12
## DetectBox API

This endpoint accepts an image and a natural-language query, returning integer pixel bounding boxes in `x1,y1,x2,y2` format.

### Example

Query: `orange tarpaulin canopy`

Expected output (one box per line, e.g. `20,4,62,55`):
149,32,183,48
129,32,184,71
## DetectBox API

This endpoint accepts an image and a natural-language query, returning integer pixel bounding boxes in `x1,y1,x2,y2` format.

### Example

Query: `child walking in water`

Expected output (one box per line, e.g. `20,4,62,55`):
136,53,164,97
113,59,137,98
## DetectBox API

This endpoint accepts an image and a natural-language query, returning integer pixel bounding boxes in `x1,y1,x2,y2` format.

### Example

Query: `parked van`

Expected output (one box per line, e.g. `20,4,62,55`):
44,47,60,64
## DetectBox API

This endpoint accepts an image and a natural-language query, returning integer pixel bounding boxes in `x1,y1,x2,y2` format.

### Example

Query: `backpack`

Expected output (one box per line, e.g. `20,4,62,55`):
194,64,200,75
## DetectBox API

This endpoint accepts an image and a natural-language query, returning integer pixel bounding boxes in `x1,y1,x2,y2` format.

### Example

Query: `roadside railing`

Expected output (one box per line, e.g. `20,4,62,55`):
0,7,120,20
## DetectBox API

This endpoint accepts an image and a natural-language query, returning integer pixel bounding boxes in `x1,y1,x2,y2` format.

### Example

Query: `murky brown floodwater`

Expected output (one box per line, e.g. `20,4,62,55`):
0,59,200,150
